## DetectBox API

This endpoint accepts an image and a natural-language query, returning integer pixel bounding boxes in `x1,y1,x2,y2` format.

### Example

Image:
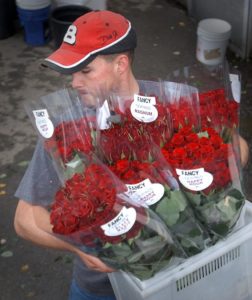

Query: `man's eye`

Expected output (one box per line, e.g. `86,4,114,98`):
81,69,90,74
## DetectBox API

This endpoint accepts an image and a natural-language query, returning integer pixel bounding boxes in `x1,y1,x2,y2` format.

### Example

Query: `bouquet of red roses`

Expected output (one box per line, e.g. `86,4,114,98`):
161,125,245,240
198,87,239,143
50,154,186,280
95,83,172,163
25,88,97,181
163,63,245,240
161,81,201,132
167,62,240,141
109,152,211,256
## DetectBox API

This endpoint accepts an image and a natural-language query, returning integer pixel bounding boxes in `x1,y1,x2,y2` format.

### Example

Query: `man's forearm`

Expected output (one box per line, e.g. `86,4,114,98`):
14,199,115,272
14,199,77,253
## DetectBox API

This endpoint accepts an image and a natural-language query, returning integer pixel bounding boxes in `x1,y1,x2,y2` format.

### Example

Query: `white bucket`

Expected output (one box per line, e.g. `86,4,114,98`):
15,0,51,10
196,18,231,65
52,0,107,10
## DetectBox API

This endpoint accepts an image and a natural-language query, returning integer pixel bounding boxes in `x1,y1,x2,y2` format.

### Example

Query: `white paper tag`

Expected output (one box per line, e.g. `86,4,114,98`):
126,179,164,206
33,109,54,138
176,168,213,191
100,206,136,237
130,94,158,123
229,73,241,103
96,100,111,129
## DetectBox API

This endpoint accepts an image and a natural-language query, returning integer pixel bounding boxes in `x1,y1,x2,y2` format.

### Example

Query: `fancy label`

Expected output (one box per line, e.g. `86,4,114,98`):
176,168,213,191
100,207,136,237
130,94,158,123
33,109,54,138
126,179,165,206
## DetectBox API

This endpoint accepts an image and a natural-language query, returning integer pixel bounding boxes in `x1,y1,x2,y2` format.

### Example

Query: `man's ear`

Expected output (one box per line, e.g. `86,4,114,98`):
115,54,130,75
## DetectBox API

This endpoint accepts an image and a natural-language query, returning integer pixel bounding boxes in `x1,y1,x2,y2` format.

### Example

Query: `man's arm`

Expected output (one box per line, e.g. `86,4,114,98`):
14,199,114,273
239,135,249,168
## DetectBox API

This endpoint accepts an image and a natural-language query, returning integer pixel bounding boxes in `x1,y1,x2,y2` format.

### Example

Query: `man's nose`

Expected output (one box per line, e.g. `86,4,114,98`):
71,72,83,89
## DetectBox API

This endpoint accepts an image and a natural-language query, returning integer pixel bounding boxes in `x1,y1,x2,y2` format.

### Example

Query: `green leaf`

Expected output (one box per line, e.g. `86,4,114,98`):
127,251,144,263
171,191,188,210
150,258,172,273
111,243,132,258
196,188,245,237
156,191,187,227
227,188,245,201
107,114,121,124
197,131,209,138
91,129,97,147
65,154,84,178
216,193,244,223
127,230,141,245
185,191,202,206
129,239,167,262
103,242,113,249
127,264,152,278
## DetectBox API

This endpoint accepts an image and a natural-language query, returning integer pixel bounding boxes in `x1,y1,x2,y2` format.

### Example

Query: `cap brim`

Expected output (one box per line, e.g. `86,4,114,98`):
42,48,96,74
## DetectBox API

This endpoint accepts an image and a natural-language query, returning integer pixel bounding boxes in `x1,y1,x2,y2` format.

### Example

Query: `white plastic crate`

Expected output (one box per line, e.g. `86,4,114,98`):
109,201,252,300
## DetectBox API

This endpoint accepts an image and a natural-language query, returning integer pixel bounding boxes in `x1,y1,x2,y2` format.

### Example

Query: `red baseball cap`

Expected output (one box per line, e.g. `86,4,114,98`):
43,10,137,74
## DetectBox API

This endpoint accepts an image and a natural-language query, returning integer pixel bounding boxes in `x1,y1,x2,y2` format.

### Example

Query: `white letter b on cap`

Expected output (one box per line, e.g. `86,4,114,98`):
64,25,77,44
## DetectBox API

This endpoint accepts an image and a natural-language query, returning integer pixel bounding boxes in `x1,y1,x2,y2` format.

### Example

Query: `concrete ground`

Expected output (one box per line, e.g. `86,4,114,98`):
0,0,251,299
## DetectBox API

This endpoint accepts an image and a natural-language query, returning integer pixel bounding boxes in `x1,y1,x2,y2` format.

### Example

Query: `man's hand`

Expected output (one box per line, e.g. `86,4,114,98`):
76,248,115,273
239,136,249,168
15,200,115,273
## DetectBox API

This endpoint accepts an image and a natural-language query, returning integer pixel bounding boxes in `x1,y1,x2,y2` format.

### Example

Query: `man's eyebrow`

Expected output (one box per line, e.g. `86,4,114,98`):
83,66,89,70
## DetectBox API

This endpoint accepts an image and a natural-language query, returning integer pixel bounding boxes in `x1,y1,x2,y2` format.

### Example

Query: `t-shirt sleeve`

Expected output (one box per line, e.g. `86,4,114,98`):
15,140,61,207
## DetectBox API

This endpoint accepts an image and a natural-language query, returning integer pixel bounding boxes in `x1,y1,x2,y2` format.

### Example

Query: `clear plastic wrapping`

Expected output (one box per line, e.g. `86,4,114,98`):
25,88,187,280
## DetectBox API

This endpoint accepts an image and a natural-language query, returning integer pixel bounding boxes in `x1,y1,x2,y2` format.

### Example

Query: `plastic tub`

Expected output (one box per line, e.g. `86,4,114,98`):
17,5,50,46
50,5,92,49
109,200,252,300
52,0,107,10
196,18,232,65
15,0,50,10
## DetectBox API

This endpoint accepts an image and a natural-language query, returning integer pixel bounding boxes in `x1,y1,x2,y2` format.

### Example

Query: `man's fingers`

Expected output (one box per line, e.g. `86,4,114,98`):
77,250,115,272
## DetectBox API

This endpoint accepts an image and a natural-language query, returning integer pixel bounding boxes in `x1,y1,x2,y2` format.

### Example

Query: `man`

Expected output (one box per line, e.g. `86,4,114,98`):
14,10,139,300
14,9,249,300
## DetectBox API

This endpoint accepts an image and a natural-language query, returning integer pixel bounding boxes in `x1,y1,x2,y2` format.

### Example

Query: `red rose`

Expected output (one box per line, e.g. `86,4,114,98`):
172,148,187,160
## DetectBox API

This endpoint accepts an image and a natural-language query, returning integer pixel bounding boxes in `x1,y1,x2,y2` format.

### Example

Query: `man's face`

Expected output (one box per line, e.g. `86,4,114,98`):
71,55,119,107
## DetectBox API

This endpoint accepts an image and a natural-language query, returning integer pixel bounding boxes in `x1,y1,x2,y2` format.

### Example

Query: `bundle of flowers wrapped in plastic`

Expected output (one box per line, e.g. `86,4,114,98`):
199,87,239,135
167,62,240,141
49,154,185,280
94,86,211,256
95,81,172,163
161,125,245,240
161,66,245,240
26,88,186,280
108,152,211,256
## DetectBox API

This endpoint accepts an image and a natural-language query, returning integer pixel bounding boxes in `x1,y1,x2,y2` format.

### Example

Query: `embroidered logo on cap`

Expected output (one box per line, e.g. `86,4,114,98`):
64,25,77,44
